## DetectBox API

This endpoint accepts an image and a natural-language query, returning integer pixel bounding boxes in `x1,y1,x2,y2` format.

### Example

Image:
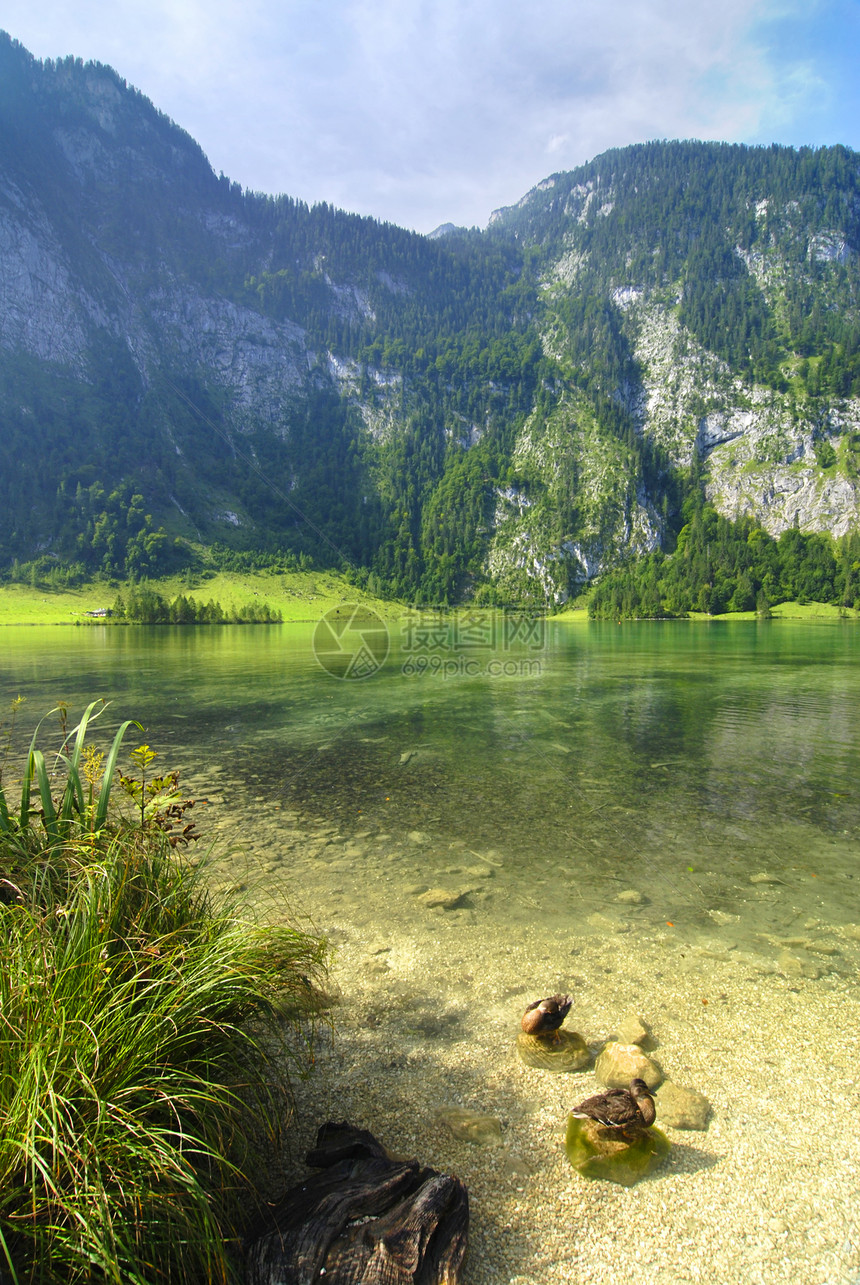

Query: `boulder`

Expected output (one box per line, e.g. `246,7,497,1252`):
654,1080,711,1130
594,1041,663,1090
616,1012,654,1048
516,1029,591,1072
564,1115,671,1187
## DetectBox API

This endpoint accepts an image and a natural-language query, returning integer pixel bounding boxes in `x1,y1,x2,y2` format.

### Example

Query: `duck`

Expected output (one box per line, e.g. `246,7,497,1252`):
521,994,572,1037
571,1077,656,1132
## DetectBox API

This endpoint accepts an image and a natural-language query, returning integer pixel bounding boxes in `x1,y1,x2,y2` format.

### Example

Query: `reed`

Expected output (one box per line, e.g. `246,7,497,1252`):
0,705,327,1284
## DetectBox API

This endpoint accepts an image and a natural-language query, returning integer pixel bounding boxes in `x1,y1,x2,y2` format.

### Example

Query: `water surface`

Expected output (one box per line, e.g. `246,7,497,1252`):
2,616,857,957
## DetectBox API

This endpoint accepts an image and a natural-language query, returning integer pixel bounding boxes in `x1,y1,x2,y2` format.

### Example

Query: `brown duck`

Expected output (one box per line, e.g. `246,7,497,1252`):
571,1077,656,1132
521,994,572,1037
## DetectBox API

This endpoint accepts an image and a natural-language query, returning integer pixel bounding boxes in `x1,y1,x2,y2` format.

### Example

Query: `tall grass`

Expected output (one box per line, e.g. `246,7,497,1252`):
0,704,328,1284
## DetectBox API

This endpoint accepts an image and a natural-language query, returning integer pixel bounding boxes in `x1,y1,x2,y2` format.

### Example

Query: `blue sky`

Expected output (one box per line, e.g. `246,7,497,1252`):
1,0,858,232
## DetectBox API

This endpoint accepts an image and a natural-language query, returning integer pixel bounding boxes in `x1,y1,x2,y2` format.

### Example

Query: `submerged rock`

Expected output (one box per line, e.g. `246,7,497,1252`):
415,887,468,910
615,889,647,905
654,1080,711,1130
437,1108,503,1146
777,948,823,979
616,1012,655,1048
564,1115,671,1186
708,909,740,926
586,911,630,933
595,1041,663,1090
516,1029,591,1072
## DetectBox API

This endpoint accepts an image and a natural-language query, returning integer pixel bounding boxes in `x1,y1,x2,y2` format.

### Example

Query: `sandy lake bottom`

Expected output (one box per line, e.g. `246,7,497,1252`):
198,798,860,1285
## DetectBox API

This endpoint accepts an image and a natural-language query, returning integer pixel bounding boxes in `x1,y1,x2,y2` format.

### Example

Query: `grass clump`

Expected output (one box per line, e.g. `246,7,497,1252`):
0,702,328,1284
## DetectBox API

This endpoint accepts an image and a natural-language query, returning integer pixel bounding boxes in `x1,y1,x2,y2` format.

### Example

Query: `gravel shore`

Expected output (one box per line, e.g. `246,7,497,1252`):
278,905,860,1285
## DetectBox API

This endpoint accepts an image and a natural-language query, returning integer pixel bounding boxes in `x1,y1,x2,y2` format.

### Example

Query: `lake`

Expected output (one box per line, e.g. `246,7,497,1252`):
3,614,860,1283
2,614,858,950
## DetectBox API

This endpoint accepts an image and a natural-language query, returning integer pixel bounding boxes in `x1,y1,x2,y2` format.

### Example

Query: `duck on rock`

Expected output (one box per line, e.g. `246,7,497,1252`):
571,1078,656,1133
520,994,572,1038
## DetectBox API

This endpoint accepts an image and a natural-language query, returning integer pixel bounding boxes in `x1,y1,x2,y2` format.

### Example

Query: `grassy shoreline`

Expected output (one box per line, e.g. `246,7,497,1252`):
0,572,853,627
0,569,403,626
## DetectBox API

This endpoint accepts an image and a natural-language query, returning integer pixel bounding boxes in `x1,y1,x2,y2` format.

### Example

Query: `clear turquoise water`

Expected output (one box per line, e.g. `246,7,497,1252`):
2,617,858,950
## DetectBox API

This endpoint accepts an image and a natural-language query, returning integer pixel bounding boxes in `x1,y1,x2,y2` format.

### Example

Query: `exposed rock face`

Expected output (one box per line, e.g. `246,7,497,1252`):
487,391,662,601
146,287,315,413
0,198,102,371
615,298,860,541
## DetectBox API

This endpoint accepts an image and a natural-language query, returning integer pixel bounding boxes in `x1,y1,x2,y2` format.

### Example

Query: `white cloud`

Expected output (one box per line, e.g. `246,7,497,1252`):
0,0,849,231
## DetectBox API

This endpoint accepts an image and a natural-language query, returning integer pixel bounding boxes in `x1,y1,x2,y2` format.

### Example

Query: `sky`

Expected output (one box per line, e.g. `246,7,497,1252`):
1,0,859,233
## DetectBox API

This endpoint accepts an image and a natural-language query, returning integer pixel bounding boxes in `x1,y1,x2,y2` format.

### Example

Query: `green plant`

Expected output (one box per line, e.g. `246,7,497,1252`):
0,705,329,1283
0,700,141,863
0,840,326,1284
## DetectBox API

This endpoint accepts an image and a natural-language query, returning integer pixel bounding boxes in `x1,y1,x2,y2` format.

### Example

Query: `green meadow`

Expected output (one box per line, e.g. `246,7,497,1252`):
0,569,403,626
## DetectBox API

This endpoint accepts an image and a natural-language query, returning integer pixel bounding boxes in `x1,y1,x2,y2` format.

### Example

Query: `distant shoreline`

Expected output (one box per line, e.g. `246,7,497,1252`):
0,589,852,628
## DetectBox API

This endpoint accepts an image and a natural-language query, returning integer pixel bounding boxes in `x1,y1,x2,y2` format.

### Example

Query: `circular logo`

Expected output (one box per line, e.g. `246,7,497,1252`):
312,603,390,679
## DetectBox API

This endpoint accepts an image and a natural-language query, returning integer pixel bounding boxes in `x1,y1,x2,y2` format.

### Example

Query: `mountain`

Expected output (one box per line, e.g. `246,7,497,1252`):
2,32,860,606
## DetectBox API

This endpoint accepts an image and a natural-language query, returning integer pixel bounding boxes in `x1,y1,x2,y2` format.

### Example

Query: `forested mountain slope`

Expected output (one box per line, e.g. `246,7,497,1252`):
2,33,859,605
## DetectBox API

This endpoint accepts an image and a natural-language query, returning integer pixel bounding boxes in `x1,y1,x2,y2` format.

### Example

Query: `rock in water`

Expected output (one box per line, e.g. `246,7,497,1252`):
616,1012,654,1048
564,1114,671,1187
415,887,467,910
594,1041,663,1089
245,1121,469,1284
516,1029,591,1072
437,1107,503,1146
654,1080,711,1130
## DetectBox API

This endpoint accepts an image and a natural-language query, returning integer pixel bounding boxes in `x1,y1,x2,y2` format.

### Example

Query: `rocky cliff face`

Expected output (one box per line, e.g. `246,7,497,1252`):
616,297,860,539
487,391,662,601
2,41,860,598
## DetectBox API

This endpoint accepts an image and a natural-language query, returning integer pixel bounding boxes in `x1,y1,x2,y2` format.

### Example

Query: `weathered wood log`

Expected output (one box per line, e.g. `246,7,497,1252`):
246,1122,469,1285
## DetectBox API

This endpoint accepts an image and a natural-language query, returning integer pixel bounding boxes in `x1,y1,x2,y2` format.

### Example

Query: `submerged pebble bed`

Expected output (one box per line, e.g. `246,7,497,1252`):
212,806,860,1285
281,914,860,1285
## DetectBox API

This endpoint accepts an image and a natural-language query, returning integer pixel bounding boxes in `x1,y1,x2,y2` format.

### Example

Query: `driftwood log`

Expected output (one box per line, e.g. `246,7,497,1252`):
246,1122,469,1285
